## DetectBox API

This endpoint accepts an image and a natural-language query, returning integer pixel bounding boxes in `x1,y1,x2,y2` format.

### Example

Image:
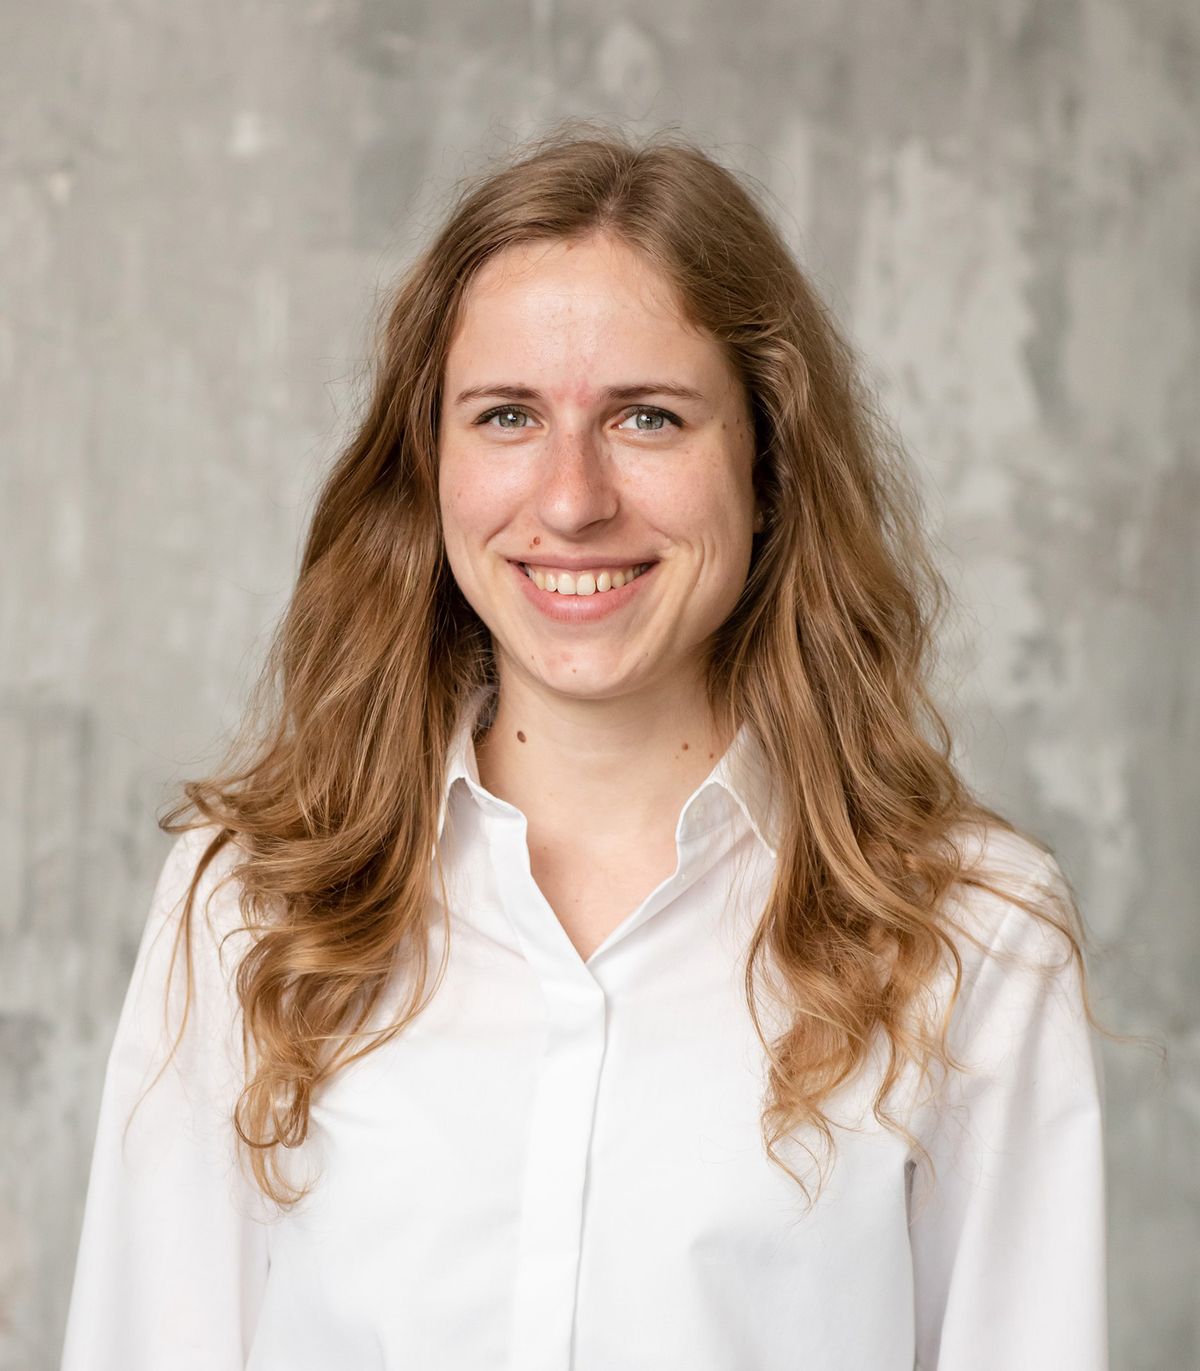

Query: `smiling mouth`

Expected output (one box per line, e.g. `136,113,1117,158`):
517,562,654,596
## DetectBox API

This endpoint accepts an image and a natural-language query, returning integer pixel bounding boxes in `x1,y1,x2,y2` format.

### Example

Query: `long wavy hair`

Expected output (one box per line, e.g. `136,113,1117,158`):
153,119,1122,1211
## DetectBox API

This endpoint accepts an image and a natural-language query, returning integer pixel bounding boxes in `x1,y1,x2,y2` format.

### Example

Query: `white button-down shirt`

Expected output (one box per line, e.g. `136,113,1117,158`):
62,687,1108,1369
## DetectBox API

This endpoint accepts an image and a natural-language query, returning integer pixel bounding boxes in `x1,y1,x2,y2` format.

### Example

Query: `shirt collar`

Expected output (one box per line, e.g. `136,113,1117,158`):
435,685,780,860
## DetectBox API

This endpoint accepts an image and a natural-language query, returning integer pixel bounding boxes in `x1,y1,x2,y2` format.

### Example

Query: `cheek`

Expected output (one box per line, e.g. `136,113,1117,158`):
438,448,513,543
641,459,750,544
438,458,486,588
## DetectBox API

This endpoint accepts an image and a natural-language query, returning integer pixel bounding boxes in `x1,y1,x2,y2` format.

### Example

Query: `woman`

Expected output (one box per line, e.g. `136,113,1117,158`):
62,125,1110,1370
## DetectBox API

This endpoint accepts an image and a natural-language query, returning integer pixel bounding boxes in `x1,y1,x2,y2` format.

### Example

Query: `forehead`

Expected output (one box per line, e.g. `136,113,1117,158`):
445,234,727,391
466,234,681,305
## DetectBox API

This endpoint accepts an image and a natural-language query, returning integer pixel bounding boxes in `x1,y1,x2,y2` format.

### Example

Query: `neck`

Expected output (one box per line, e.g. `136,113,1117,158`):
473,670,733,853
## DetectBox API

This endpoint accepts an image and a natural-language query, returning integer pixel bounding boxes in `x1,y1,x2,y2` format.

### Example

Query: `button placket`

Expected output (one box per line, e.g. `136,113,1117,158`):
484,811,607,1371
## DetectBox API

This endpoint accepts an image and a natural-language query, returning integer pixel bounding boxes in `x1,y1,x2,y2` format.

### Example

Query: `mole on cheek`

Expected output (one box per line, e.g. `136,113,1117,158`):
531,536,541,547
682,741,689,750
517,730,526,743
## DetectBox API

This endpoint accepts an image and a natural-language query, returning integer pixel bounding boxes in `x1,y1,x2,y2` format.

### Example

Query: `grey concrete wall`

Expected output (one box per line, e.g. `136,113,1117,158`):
3,2,1196,1367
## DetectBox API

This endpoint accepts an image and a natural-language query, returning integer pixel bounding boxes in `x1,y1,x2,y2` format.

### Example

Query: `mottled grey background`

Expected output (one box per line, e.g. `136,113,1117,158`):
3,1,1196,1367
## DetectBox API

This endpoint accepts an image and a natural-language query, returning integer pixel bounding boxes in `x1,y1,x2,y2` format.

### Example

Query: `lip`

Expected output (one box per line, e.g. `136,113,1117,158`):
515,554,658,571
509,558,658,623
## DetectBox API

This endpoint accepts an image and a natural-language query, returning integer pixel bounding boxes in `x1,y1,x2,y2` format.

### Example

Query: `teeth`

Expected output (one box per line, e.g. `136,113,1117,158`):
523,563,651,595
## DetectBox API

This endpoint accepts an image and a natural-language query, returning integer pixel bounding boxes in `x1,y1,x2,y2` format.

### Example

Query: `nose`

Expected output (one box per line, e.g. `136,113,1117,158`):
533,425,619,533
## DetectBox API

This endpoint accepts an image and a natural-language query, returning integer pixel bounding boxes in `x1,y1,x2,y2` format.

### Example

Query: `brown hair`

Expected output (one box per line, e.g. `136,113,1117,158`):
152,119,1135,1210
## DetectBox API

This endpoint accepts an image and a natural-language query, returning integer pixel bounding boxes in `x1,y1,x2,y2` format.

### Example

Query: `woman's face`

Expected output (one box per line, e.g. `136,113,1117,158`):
437,232,758,704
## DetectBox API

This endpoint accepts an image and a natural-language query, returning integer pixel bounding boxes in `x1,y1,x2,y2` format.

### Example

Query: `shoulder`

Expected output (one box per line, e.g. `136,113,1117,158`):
902,823,1096,1131
138,822,258,1003
106,826,259,1159
151,820,248,912
155,821,247,900
935,820,1082,993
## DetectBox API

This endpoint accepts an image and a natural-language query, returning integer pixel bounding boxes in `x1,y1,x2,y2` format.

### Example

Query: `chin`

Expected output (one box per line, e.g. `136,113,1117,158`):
522,658,647,699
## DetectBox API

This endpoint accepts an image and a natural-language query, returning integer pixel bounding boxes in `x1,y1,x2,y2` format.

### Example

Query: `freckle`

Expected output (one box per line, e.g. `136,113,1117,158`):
517,730,526,743
681,741,689,750
708,752,714,759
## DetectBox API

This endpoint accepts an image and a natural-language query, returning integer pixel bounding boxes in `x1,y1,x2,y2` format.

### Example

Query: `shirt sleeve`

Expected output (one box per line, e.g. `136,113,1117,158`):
908,849,1109,1371
61,827,271,1371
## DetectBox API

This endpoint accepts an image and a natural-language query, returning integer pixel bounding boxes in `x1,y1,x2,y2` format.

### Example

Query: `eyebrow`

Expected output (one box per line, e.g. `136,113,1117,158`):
451,382,708,407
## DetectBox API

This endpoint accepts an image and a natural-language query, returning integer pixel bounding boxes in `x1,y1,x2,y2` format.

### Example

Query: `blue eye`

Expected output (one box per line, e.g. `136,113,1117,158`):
473,404,682,433
617,407,682,433
477,406,532,429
